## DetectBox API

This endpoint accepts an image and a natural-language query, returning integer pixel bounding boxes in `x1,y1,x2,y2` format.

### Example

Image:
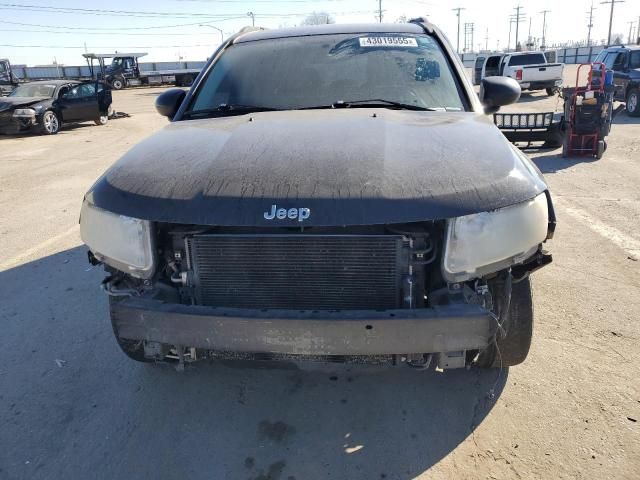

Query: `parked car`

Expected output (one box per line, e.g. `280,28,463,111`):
594,45,640,116
0,80,112,135
474,51,564,96
80,21,555,370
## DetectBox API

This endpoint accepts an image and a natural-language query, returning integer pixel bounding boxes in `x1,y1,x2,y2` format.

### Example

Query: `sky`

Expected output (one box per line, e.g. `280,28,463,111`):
1,0,639,66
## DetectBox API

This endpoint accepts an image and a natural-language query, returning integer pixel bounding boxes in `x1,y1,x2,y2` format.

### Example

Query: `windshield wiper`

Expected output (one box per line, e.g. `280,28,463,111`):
300,99,443,111
183,103,281,118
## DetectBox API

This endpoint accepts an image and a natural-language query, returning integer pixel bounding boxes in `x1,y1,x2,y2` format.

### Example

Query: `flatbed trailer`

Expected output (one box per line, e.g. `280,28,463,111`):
0,53,206,94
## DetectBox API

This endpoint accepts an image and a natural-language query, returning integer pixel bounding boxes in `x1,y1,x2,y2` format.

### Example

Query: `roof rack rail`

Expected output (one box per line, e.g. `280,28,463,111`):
409,17,434,34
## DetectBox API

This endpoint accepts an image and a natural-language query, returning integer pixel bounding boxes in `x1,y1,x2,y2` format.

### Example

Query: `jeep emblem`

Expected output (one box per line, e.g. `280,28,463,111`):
264,204,311,222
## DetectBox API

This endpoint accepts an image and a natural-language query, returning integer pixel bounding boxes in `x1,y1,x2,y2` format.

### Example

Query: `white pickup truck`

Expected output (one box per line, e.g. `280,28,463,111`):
473,51,564,95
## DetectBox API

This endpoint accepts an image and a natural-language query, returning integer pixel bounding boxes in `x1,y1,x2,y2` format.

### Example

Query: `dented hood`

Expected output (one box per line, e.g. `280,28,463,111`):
86,109,547,226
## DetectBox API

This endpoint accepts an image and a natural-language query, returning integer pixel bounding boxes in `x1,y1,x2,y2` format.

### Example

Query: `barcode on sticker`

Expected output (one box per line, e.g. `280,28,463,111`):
359,37,418,47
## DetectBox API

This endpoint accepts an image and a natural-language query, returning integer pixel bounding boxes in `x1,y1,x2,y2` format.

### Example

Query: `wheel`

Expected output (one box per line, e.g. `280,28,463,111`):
626,88,639,117
180,74,194,87
545,87,555,97
596,140,605,159
477,277,534,368
109,297,152,362
94,113,109,126
39,110,60,135
111,77,125,90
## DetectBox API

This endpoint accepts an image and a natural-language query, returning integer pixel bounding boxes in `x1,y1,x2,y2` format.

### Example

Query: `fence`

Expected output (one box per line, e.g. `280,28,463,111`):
456,46,606,68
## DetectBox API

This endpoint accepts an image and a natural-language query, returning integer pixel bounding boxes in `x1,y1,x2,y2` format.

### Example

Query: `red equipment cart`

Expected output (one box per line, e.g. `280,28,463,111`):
561,62,614,159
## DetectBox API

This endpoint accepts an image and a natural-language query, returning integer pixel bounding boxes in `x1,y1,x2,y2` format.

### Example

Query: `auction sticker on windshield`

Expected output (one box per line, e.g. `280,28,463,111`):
359,37,418,47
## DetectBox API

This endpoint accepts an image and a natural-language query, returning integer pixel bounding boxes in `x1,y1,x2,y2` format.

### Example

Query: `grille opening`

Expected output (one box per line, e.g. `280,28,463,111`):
187,234,409,310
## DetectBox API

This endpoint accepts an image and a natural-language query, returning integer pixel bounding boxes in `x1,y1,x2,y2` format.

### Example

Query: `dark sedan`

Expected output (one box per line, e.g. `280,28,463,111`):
0,80,112,135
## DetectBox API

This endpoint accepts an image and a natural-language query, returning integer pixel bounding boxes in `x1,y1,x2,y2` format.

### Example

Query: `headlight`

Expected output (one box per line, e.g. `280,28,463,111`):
442,193,549,282
12,108,36,117
80,202,155,278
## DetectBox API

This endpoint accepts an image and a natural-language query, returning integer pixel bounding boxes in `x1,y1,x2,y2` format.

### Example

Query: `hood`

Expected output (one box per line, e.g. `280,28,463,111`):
0,96,49,111
87,109,548,227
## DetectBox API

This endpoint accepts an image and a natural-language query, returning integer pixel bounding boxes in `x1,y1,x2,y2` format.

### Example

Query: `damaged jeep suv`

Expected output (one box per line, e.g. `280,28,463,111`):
80,21,555,369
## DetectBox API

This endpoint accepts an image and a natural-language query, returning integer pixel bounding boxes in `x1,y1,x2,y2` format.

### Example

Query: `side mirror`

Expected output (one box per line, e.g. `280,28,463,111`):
155,88,186,119
480,76,521,114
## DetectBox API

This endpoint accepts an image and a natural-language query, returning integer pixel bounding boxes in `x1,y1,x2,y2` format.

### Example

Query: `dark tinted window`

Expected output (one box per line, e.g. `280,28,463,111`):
630,51,640,69
189,33,465,113
69,83,96,98
508,53,546,66
603,52,622,69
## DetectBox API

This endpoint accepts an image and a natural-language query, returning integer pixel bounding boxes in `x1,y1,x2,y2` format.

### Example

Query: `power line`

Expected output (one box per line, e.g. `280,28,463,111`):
600,0,624,46
0,3,374,19
0,44,213,49
0,28,211,36
0,18,246,31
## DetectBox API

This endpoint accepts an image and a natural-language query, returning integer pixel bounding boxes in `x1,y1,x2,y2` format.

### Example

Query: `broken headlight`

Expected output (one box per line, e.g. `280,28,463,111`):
442,193,549,282
80,202,155,279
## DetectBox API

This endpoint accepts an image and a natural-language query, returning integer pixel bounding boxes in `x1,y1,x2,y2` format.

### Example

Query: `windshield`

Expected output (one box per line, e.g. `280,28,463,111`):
508,53,546,66
9,84,56,98
187,33,466,115
111,58,123,68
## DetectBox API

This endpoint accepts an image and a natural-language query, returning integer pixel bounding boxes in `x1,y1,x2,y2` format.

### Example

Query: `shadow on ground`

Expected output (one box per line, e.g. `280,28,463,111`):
0,247,507,480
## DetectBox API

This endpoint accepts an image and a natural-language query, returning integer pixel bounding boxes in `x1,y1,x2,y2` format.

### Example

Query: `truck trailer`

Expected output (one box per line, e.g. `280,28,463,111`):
0,53,206,95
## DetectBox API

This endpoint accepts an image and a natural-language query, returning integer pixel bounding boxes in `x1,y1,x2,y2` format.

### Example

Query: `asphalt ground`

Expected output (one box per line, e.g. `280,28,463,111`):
1,65,638,479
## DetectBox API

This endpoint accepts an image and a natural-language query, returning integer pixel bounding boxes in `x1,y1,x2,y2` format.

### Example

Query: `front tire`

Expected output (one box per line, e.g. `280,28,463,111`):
111,77,125,90
94,113,109,126
626,88,639,117
477,277,534,368
39,110,60,135
546,87,556,96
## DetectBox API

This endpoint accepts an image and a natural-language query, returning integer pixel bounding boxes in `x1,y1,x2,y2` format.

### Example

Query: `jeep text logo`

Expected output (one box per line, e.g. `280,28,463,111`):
263,204,311,222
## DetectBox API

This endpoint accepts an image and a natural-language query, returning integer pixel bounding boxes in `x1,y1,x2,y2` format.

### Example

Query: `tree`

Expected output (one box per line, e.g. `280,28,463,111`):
395,15,408,24
301,12,335,25
611,33,624,45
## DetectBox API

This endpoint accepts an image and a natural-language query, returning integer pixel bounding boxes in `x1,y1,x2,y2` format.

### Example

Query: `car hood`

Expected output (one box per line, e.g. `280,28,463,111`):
86,109,548,227
0,96,49,111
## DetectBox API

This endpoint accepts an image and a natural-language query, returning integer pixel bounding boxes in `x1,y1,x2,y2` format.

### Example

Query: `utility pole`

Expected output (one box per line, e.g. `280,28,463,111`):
513,5,524,51
629,21,635,44
463,22,475,53
540,10,550,50
485,27,489,51
247,11,255,27
600,0,624,46
586,3,596,46
378,0,383,23
452,7,465,53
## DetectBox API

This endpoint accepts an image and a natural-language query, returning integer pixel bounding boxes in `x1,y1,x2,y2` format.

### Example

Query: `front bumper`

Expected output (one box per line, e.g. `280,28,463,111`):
0,111,36,133
111,297,493,356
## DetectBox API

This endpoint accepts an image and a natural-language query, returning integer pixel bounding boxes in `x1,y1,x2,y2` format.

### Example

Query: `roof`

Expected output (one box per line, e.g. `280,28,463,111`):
20,80,80,86
83,53,148,59
602,45,640,50
234,23,427,43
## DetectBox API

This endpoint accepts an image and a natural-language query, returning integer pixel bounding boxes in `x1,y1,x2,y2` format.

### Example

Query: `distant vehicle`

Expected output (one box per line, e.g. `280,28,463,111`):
0,80,112,135
594,45,640,116
84,53,204,90
474,51,564,96
1,53,205,94
80,21,555,370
